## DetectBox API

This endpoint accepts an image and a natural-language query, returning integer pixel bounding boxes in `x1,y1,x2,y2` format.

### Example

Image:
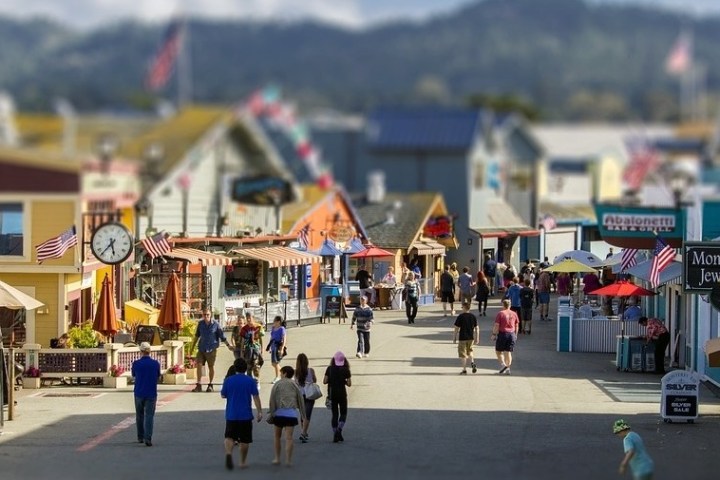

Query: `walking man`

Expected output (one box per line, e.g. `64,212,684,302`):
190,306,233,392
483,254,497,296
453,302,479,374
536,268,552,321
221,358,263,470
492,299,519,375
351,295,374,358
457,266,476,306
440,264,456,316
519,279,535,334
131,341,161,446
404,272,420,323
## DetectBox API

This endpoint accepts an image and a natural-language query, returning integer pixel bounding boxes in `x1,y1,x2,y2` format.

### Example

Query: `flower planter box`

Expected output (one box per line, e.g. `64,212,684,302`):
23,377,42,389
185,369,196,380
103,376,128,389
163,373,186,385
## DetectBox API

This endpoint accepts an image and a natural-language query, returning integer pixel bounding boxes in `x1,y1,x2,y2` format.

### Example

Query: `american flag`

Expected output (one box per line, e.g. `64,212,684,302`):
297,224,311,250
540,214,557,231
145,20,184,91
665,32,692,76
142,231,171,259
649,236,675,288
623,136,660,191
619,248,638,272
36,226,77,263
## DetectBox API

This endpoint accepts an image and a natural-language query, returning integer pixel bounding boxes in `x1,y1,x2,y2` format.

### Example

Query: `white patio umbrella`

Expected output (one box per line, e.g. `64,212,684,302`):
553,250,604,268
0,280,44,310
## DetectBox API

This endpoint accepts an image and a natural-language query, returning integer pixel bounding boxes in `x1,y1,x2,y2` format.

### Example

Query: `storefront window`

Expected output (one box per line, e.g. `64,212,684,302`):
225,260,260,295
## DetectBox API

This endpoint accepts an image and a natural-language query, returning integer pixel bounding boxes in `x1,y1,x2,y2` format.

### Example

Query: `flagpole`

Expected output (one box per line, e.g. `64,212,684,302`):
177,16,192,108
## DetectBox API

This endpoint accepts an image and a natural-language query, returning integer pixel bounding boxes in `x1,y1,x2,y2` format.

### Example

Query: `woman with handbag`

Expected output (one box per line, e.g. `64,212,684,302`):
268,365,306,466
293,353,322,443
323,351,352,443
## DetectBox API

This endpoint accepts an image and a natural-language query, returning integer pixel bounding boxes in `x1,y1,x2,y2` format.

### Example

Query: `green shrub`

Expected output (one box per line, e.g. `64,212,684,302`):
67,323,99,348
180,320,198,357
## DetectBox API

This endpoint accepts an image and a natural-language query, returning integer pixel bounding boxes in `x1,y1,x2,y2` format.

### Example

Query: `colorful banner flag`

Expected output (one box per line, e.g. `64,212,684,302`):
650,236,674,288
146,19,184,91
142,231,171,259
540,214,557,231
36,226,77,263
665,32,692,76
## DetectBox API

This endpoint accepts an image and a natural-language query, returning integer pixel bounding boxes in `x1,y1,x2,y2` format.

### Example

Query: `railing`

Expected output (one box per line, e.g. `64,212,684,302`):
136,272,211,318
243,297,323,328
19,341,184,381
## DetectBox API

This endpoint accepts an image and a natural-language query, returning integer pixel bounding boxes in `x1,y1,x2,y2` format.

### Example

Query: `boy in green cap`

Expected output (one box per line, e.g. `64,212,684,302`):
613,419,654,479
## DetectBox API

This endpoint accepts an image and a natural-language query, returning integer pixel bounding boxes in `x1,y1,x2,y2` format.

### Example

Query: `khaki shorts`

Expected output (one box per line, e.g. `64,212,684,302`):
196,349,217,367
457,339,474,358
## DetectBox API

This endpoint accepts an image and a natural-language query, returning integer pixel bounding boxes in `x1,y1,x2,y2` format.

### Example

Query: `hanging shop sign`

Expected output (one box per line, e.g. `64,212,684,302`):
424,216,453,238
594,204,684,249
683,242,720,293
328,224,354,243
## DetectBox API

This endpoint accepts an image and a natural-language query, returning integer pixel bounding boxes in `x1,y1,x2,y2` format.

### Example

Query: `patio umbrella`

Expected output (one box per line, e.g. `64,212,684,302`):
157,271,183,337
0,280,44,310
92,274,119,339
350,245,393,259
553,250,604,268
543,259,598,273
344,237,366,254
589,281,655,297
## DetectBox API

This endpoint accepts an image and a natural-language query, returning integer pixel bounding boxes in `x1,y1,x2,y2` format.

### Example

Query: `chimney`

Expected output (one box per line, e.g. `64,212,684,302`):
0,91,19,147
367,170,386,204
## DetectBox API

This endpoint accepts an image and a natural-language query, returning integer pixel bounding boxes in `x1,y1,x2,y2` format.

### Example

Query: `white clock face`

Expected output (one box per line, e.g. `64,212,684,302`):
91,222,134,265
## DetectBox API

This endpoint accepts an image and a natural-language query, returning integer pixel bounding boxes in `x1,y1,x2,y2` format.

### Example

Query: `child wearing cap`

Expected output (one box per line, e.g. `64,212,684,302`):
613,419,654,479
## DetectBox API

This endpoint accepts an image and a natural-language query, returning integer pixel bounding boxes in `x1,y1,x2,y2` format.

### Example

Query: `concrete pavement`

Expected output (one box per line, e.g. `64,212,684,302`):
2,294,719,479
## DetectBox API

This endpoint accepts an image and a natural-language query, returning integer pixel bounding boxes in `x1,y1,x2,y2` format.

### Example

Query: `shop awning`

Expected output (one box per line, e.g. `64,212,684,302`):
230,246,322,268
410,239,446,255
164,248,233,266
470,227,540,238
626,258,683,286
470,196,540,238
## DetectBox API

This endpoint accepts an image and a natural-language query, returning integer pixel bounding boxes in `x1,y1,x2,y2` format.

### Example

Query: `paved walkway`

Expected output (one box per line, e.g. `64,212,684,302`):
2,295,719,479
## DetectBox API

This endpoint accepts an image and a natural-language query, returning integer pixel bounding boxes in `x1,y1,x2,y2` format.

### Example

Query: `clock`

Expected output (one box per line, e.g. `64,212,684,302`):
90,222,134,265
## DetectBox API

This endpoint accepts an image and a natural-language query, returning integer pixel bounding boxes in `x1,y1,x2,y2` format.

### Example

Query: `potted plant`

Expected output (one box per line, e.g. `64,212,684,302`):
23,366,42,389
184,357,197,380
103,364,128,388
163,364,186,385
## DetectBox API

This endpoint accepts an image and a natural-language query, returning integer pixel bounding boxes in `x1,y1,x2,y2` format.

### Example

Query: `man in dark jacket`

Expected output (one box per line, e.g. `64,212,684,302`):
483,254,497,296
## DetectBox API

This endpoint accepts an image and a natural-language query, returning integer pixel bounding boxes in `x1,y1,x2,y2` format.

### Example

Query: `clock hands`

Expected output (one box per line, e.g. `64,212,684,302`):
99,238,117,258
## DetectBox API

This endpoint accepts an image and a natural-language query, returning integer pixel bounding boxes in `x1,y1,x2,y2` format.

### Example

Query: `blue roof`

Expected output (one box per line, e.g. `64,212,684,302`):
313,240,344,256
652,138,705,153
366,107,482,152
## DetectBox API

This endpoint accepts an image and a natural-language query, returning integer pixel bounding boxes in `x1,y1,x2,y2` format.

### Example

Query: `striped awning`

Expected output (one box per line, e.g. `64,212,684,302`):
410,239,446,255
164,248,232,266
230,246,322,268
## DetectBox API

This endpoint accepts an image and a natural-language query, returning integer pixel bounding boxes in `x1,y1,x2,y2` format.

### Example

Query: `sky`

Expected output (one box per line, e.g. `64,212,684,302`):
0,0,717,29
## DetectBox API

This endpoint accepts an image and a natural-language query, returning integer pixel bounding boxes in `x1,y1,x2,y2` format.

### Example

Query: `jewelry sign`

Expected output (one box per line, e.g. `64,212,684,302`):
683,242,720,293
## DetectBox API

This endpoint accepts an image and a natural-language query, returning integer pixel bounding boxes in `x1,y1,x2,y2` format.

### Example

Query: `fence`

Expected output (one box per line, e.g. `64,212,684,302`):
238,297,323,329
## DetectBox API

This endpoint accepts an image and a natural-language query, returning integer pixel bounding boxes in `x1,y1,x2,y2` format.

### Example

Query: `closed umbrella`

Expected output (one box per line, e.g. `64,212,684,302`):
92,274,119,339
0,280,44,310
157,271,183,337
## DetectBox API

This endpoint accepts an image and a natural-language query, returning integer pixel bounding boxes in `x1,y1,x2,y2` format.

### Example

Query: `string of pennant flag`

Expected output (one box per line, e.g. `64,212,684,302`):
241,85,333,190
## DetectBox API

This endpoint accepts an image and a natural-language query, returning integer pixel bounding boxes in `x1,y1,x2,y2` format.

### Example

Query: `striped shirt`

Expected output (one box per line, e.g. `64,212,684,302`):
351,305,374,332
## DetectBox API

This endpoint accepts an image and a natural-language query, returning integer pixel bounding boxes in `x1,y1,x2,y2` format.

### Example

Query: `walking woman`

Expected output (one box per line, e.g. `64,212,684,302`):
268,365,306,466
230,315,246,360
323,351,352,443
475,271,490,317
294,353,318,443
404,272,420,324
268,315,287,384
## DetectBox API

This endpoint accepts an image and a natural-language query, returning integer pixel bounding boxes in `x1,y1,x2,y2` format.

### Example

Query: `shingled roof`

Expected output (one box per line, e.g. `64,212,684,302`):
351,192,440,249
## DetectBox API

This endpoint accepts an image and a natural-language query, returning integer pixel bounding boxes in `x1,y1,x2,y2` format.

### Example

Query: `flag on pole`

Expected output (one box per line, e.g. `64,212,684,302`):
619,248,638,272
649,236,674,288
142,231,172,259
146,19,184,91
540,214,557,231
623,136,660,191
665,32,692,76
36,226,77,263
297,224,311,250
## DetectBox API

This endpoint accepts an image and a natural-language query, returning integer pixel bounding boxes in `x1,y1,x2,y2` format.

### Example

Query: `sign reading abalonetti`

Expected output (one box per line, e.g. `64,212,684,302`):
683,242,720,293
594,204,684,249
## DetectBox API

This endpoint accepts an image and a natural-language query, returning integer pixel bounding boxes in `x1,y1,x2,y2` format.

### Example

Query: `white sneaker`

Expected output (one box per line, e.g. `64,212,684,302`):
356,352,362,358
451,310,456,316
364,353,370,358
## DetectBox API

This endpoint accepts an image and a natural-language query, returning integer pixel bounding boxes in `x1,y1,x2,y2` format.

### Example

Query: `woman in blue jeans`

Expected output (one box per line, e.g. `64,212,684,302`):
323,351,352,443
